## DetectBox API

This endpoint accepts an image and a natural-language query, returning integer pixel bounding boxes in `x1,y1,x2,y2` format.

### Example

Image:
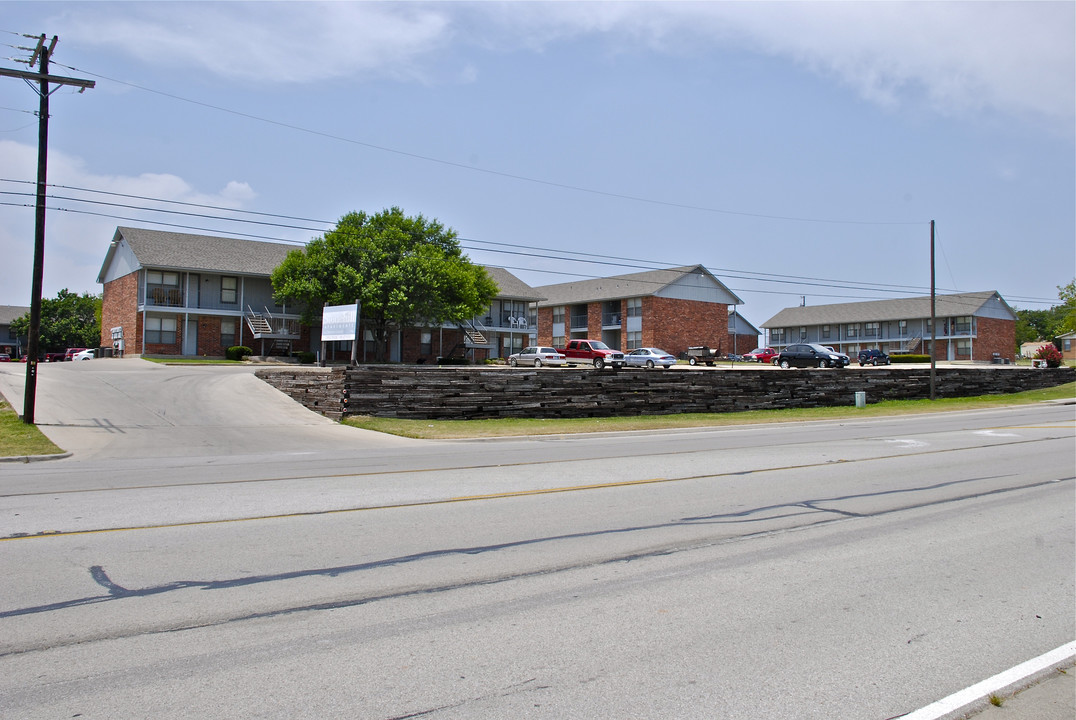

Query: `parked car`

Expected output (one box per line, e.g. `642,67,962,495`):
0,353,10,362
44,351,67,362
72,348,97,361
63,347,87,361
743,347,778,363
555,339,625,369
858,349,890,366
624,347,677,369
508,346,566,367
775,343,850,369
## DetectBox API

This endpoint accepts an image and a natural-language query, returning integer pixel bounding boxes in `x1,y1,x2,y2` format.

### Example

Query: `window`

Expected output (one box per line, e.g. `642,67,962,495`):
898,320,907,335
771,328,785,342
145,316,177,344
956,339,971,358
865,322,879,337
799,326,807,340
821,325,830,339
420,331,432,356
552,335,565,348
846,324,859,338
626,298,643,318
552,306,565,324
221,318,236,348
954,316,972,334
146,271,181,307
221,276,238,304
626,331,642,349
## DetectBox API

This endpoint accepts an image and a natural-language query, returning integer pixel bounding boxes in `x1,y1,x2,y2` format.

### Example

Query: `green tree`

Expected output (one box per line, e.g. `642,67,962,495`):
1057,279,1076,334
271,207,498,361
10,289,101,352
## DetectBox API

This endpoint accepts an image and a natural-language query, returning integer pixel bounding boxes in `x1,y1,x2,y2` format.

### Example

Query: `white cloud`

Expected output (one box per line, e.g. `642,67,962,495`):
57,2,453,84
0,140,257,304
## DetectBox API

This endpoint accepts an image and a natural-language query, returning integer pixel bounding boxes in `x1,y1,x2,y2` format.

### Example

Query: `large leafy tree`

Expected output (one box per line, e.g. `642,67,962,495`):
10,289,101,352
272,207,498,361
1014,278,1076,348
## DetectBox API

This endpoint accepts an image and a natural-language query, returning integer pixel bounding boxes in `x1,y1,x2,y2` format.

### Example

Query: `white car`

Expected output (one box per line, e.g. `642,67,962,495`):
508,346,566,367
72,348,97,361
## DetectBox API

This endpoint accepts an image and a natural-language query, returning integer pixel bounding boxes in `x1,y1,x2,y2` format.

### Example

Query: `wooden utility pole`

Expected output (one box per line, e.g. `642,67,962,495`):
930,219,936,400
0,35,94,423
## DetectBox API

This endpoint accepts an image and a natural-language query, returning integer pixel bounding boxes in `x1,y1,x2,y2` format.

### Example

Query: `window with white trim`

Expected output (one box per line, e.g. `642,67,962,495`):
146,316,177,344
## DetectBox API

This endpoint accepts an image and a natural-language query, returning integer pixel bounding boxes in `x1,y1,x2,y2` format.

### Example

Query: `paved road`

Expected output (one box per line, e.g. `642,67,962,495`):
0,361,1072,719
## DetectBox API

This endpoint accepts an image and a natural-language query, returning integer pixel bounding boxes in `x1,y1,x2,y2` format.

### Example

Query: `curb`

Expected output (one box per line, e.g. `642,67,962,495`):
901,642,1076,720
0,452,72,463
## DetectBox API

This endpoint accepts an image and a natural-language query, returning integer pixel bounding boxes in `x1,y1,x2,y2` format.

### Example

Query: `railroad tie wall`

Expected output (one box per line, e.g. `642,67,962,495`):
255,366,1073,421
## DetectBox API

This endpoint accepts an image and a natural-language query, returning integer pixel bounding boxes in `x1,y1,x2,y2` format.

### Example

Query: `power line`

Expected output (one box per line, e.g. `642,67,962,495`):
0,182,1062,306
50,61,929,228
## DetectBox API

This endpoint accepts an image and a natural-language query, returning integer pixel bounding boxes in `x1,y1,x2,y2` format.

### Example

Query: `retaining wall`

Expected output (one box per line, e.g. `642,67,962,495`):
255,366,1073,421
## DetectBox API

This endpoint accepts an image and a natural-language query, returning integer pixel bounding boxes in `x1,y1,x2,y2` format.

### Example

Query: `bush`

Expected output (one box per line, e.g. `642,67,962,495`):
1034,343,1063,368
890,354,931,363
226,345,253,361
436,356,469,365
296,351,316,364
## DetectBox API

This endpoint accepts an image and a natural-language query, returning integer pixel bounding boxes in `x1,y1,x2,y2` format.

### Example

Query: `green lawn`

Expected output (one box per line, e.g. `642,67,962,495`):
342,382,1076,439
0,399,64,457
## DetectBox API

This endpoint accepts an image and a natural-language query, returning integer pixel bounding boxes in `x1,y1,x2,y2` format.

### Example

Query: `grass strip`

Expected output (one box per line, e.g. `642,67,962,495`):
342,382,1075,439
0,399,64,457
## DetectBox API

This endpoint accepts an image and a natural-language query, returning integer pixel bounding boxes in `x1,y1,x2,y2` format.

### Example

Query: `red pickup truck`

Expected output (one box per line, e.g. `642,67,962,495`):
556,339,625,369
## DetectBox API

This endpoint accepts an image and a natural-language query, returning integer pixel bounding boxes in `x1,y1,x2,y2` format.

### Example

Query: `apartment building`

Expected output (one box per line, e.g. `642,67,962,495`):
761,291,1017,362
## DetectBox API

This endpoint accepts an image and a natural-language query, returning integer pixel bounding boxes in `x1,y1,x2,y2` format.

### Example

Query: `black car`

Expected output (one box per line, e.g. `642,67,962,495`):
775,343,850,369
858,349,890,366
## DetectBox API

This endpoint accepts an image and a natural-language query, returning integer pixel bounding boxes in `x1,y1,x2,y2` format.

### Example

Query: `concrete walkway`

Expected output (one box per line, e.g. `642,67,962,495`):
0,358,412,460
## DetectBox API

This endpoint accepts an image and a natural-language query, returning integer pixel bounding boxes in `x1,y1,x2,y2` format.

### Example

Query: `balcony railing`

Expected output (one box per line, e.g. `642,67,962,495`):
569,314,588,329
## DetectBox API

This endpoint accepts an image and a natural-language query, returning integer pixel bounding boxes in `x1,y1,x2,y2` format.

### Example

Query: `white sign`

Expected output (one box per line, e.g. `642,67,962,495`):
321,303,360,342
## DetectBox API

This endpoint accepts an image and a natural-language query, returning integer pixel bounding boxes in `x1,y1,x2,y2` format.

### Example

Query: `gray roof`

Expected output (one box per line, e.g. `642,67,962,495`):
729,309,761,335
483,267,544,301
100,228,539,301
113,227,299,276
0,305,30,325
761,291,1014,328
534,265,743,307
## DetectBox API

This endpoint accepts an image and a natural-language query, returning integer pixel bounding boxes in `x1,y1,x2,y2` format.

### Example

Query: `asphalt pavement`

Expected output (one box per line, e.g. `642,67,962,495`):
1,357,1072,718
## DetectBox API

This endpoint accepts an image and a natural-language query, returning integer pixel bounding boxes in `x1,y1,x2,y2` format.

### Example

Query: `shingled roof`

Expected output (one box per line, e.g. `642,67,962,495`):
98,228,540,300
761,291,1014,327
106,227,298,276
0,305,30,326
534,265,743,306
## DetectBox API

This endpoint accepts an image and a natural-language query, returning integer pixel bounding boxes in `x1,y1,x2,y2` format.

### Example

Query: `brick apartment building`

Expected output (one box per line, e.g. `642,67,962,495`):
761,291,1018,362
532,265,748,357
97,227,541,362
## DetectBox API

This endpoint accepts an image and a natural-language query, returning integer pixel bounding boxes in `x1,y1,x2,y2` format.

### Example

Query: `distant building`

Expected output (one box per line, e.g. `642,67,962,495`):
1057,331,1076,362
761,291,1017,362
0,305,29,358
728,309,761,356
533,265,745,357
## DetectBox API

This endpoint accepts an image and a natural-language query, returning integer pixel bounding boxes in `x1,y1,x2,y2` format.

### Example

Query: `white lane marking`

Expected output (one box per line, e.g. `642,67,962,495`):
975,430,1021,438
884,439,929,448
901,640,1076,720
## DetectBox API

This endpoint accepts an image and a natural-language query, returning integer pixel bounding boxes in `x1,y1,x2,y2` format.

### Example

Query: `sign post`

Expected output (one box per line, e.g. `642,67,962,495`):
321,302,361,366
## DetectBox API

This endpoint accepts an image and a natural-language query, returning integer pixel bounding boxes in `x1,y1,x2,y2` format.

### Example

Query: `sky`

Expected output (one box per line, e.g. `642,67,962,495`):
0,1,1073,330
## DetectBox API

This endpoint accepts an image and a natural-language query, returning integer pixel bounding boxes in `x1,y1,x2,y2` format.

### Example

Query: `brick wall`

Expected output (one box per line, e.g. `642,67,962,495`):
975,316,1016,362
100,273,140,355
648,297,728,357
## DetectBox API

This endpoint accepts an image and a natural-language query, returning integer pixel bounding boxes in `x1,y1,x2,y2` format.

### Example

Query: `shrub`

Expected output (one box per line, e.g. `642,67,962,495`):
296,351,316,364
890,354,931,363
1034,343,1063,368
437,356,469,365
226,345,253,361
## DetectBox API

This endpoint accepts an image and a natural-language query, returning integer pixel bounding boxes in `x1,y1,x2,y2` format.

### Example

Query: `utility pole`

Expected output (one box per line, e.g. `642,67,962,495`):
930,219,936,401
0,35,95,423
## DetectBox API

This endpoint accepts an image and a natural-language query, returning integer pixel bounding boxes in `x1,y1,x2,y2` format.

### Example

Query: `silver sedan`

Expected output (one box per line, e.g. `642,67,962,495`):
508,346,567,367
624,347,677,369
